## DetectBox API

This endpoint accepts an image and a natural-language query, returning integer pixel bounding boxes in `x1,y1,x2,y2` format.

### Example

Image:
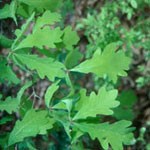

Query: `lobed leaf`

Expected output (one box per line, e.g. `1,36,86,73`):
13,53,66,81
16,27,63,50
75,120,135,150
71,43,131,82
73,86,119,120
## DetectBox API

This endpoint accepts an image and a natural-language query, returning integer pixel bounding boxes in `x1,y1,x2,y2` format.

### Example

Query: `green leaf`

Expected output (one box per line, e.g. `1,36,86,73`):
34,10,61,31
17,81,32,102
0,58,20,84
75,120,135,150
113,90,137,120
44,80,60,107
130,0,138,9
0,97,19,114
63,26,79,50
15,27,63,50
65,49,83,69
0,0,17,23
13,53,66,81
71,43,131,82
8,109,55,146
19,0,62,11
73,86,119,120
0,34,13,48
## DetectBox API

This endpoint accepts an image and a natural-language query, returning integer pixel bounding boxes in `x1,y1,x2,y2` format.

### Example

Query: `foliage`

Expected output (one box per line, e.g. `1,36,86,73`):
1,0,148,149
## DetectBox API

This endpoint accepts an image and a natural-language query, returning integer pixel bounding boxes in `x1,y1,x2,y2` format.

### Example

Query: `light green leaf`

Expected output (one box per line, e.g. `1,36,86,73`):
34,10,61,32
0,58,20,84
130,0,138,8
13,53,66,81
73,86,119,120
15,27,63,50
71,43,131,82
75,120,135,150
63,26,79,50
19,0,62,11
44,80,60,107
0,0,17,23
8,109,55,146
0,97,19,114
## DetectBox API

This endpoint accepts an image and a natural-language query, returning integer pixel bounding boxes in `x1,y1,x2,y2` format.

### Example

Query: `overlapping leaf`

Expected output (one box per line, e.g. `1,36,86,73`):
75,120,135,150
71,43,131,82
73,86,119,120
8,109,55,145
13,53,66,81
